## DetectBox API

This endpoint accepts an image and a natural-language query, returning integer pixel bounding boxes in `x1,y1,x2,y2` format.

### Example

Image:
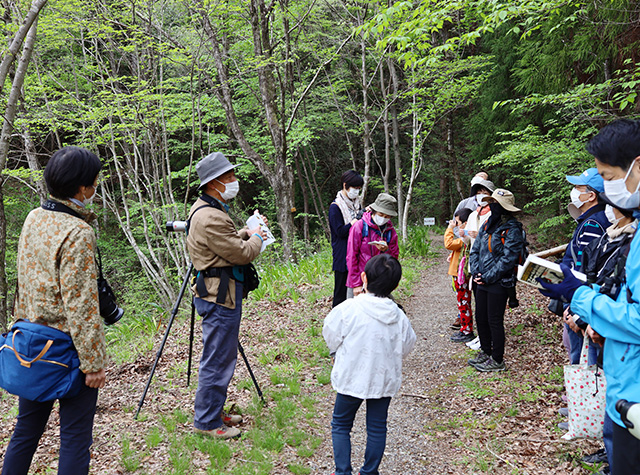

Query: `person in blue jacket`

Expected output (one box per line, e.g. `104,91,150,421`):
539,119,640,475
329,170,364,307
562,168,610,366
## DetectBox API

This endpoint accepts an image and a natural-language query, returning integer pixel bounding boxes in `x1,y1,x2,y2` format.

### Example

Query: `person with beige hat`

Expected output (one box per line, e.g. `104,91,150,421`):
346,193,400,298
468,188,525,372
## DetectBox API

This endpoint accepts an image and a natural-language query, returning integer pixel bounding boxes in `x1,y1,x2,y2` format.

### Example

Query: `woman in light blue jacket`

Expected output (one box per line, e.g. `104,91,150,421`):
540,119,640,475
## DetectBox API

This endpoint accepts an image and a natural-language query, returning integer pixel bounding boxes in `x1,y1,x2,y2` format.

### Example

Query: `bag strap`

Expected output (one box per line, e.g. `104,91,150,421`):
579,334,591,366
10,330,54,368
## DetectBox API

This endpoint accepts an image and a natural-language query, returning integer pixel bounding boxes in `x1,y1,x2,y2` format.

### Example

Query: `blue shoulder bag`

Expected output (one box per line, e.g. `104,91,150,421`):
0,320,83,401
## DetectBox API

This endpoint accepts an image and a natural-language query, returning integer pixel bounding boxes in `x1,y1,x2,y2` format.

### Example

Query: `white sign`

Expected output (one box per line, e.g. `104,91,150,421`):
424,217,436,226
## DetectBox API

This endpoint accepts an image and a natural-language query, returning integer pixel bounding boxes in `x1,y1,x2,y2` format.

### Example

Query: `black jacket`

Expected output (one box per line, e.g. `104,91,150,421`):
469,215,525,285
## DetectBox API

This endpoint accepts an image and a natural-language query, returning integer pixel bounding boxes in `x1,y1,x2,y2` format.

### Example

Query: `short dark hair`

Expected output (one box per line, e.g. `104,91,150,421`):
44,147,102,199
586,119,640,169
454,207,472,223
341,170,364,189
364,254,402,298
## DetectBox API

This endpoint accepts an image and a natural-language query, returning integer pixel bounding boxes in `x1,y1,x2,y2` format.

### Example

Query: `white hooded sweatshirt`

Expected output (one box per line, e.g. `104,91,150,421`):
323,293,416,399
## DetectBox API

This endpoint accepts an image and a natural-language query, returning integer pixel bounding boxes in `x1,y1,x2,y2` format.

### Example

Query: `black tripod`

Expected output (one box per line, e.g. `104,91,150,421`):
135,263,265,420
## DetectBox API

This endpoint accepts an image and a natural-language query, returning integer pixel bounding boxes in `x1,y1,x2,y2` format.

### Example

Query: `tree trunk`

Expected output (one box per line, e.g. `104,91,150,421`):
294,152,310,241
446,114,464,202
380,63,391,193
0,8,40,329
194,1,297,258
388,58,404,231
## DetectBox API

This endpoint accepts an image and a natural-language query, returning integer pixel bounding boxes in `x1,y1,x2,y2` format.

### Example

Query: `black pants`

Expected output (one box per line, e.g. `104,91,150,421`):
612,421,640,475
474,286,509,363
2,384,99,475
333,271,348,308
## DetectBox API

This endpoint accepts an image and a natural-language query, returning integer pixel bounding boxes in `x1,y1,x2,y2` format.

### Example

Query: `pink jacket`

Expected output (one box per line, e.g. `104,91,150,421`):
346,211,400,288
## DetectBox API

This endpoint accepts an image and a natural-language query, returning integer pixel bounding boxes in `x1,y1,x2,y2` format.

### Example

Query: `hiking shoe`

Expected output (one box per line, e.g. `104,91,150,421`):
195,425,241,439
466,336,481,350
450,331,476,343
557,422,569,431
558,407,568,417
582,448,607,465
222,411,243,426
450,317,461,330
475,357,506,372
467,351,490,368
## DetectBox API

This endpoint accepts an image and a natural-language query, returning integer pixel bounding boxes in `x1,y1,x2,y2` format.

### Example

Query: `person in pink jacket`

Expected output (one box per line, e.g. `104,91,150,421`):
346,193,400,297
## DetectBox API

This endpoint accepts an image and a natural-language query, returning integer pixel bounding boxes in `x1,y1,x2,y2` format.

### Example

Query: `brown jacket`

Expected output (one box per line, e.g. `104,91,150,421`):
15,199,106,374
186,197,262,309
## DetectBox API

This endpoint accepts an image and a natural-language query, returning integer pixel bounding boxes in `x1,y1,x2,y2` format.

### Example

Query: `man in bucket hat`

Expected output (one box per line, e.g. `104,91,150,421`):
346,193,400,297
186,152,267,439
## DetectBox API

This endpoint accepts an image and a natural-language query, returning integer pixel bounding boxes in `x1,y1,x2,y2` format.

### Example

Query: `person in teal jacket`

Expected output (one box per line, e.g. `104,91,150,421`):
539,119,640,475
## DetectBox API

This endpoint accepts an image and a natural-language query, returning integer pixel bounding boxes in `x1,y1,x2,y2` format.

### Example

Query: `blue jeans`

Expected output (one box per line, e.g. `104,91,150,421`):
2,383,99,475
603,411,613,466
193,282,243,430
331,393,391,475
566,323,598,365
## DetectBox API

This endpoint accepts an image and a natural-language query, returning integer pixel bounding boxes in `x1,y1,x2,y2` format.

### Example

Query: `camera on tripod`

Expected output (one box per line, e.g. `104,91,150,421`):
166,221,188,233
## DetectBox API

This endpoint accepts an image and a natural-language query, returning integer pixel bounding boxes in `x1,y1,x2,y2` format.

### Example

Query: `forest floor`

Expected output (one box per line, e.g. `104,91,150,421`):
0,239,607,474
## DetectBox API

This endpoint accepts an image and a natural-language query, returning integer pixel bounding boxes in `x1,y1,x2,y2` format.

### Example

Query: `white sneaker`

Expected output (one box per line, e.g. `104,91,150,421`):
466,336,480,350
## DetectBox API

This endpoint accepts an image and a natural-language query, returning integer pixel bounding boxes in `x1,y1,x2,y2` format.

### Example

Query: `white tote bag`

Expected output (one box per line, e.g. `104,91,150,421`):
562,335,607,440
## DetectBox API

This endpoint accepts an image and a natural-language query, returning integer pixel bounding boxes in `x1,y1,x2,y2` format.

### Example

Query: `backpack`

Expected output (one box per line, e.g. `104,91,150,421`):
487,220,529,267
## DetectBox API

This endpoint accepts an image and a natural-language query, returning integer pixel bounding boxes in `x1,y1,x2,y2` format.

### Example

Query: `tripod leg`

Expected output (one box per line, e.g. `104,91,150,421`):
135,263,193,420
238,341,266,406
187,297,196,387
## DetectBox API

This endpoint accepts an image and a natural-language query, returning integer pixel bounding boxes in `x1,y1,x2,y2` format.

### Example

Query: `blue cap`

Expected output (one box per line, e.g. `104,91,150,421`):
566,168,604,193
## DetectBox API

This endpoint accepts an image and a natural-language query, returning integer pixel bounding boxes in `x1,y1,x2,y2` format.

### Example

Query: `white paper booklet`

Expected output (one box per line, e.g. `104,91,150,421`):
246,210,276,252
517,254,586,289
368,240,387,246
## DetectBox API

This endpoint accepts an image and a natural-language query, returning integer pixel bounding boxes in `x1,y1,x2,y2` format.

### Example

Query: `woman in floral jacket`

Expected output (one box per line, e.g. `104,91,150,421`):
3,147,106,475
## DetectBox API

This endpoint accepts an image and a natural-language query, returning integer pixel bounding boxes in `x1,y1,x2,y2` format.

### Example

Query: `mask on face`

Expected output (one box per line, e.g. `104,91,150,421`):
372,214,389,226
603,162,640,210
477,194,490,206
346,187,360,200
605,205,617,224
569,188,590,209
83,186,96,206
216,179,240,201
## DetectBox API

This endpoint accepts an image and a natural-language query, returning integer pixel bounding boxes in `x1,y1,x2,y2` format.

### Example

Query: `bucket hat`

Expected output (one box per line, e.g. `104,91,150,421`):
486,188,521,213
196,152,238,189
566,168,604,193
470,179,496,196
369,193,398,217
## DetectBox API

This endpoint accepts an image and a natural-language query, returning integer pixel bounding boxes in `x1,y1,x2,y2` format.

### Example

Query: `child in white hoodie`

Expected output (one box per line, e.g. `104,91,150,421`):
323,254,416,475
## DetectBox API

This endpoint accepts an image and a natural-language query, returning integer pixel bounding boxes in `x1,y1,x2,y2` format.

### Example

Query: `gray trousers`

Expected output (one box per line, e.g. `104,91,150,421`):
193,283,243,430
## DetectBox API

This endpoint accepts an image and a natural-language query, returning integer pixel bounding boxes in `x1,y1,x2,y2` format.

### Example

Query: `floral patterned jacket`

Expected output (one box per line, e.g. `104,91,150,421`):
14,198,106,373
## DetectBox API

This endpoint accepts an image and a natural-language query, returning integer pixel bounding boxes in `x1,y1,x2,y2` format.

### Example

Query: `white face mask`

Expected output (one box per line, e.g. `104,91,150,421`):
603,162,640,210
477,194,490,206
605,205,618,225
373,214,389,226
216,179,240,201
346,187,360,200
569,188,590,209
83,186,96,206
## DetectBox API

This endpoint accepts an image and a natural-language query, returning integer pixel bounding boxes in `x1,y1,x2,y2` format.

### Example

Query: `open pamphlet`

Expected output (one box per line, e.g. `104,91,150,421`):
368,240,387,246
517,254,586,289
246,210,276,252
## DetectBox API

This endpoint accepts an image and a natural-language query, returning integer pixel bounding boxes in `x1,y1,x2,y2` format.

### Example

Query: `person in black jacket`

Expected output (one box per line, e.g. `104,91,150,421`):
329,170,364,307
468,189,525,372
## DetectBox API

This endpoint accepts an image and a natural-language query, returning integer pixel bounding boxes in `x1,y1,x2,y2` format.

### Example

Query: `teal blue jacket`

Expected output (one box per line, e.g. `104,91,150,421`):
571,230,640,428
